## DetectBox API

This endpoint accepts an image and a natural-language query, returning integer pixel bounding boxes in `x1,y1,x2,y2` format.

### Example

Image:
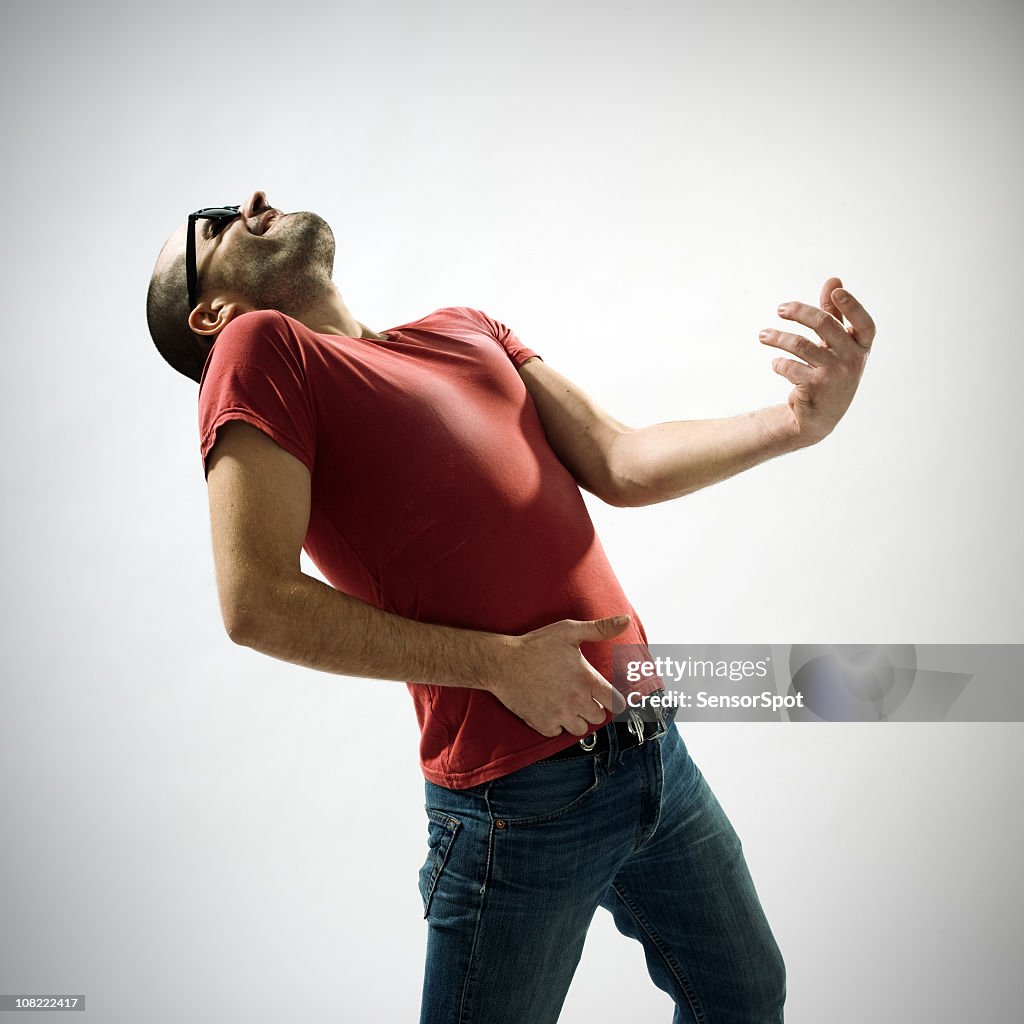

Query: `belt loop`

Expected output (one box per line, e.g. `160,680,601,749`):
605,720,620,772
652,702,669,739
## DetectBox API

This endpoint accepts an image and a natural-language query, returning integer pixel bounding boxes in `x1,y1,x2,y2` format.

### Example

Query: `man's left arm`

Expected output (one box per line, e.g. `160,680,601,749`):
517,277,876,507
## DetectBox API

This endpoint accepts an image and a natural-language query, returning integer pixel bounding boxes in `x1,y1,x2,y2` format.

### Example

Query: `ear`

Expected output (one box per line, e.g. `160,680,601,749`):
188,297,251,338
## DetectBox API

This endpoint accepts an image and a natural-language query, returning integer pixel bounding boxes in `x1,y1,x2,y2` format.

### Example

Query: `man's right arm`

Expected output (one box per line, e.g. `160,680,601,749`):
205,420,627,737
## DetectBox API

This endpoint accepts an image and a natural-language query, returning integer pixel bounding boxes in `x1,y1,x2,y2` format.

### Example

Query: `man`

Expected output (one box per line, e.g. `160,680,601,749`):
147,190,875,1023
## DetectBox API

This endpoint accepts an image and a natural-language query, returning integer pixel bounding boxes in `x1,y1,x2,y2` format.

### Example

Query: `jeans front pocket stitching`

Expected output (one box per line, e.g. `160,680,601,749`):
489,755,603,827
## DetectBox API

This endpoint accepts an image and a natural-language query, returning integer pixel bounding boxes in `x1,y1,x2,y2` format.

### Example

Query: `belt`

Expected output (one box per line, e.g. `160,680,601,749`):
538,709,669,762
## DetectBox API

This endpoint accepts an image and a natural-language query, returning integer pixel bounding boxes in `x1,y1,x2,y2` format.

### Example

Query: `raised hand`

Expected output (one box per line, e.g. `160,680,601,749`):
758,276,877,446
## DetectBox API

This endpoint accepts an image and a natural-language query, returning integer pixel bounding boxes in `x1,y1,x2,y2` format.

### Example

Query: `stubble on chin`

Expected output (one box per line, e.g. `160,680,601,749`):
249,212,337,316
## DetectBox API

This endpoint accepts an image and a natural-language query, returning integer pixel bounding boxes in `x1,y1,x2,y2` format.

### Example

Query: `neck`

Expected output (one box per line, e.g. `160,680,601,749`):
292,283,386,340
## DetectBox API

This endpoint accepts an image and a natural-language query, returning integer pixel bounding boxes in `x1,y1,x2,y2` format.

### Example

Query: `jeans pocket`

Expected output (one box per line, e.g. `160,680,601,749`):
418,808,462,919
487,754,602,825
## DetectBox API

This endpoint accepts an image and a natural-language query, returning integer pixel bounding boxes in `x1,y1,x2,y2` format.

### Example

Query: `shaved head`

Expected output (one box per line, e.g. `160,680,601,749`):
147,205,338,384
146,228,210,384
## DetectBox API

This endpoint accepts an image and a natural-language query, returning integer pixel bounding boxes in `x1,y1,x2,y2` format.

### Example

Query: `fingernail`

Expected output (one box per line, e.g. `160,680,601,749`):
835,289,849,302
613,614,630,626
777,304,789,316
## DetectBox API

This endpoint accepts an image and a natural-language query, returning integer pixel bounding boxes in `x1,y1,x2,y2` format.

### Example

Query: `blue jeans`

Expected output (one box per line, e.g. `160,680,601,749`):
418,721,785,1023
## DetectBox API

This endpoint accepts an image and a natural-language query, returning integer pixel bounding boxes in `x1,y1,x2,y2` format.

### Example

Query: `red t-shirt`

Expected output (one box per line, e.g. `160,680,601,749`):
198,307,656,788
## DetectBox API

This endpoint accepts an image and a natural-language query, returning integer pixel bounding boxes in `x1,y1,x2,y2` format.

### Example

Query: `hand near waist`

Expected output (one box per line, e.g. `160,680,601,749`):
484,615,631,738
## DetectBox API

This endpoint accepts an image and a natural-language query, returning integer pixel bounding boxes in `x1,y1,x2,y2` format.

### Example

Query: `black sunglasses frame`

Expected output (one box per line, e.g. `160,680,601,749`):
185,205,242,313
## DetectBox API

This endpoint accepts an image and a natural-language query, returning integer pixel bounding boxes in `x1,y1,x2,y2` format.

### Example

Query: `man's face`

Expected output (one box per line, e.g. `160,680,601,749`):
157,190,337,322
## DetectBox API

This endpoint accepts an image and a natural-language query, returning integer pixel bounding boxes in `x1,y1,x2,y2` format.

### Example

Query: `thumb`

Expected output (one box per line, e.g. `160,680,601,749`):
573,614,632,643
821,275,845,323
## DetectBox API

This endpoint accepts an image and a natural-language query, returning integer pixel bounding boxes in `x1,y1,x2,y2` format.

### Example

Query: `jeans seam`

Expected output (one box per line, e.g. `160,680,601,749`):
631,749,653,851
608,881,707,1024
421,810,462,919
451,786,497,1024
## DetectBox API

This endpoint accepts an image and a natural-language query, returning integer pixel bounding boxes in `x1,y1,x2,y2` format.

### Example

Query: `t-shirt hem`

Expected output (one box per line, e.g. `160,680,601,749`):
510,350,542,367
420,722,614,789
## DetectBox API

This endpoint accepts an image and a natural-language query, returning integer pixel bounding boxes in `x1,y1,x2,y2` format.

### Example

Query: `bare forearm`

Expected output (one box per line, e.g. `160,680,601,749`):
517,358,805,508
608,403,803,506
204,419,633,736
227,570,509,689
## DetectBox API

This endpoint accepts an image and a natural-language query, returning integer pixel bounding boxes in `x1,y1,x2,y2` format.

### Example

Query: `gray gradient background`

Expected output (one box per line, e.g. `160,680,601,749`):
2,0,1022,1021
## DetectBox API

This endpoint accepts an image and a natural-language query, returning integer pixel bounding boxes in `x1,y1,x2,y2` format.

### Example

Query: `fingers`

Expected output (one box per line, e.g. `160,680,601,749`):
759,328,825,367
820,276,844,323
518,614,631,737
537,722,565,738
563,718,591,737
772,357,814,386
831,287,876,350
778,288,876,354
551,662,622,736
579,696,608,726
569,614,631,643
593,679,627,716
561,678,618,732
776,300,851,354
562,697,610,736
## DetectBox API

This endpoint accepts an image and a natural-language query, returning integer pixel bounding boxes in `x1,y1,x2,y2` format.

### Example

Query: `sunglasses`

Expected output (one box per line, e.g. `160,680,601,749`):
185,205,242,312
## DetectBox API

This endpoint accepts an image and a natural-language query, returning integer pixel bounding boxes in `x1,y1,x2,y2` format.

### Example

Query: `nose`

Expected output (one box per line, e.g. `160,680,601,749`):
241,190,270,219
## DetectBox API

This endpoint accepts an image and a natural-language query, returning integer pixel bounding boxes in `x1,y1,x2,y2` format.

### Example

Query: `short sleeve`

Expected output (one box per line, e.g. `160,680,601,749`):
458,307,543,367
197,310,317,478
